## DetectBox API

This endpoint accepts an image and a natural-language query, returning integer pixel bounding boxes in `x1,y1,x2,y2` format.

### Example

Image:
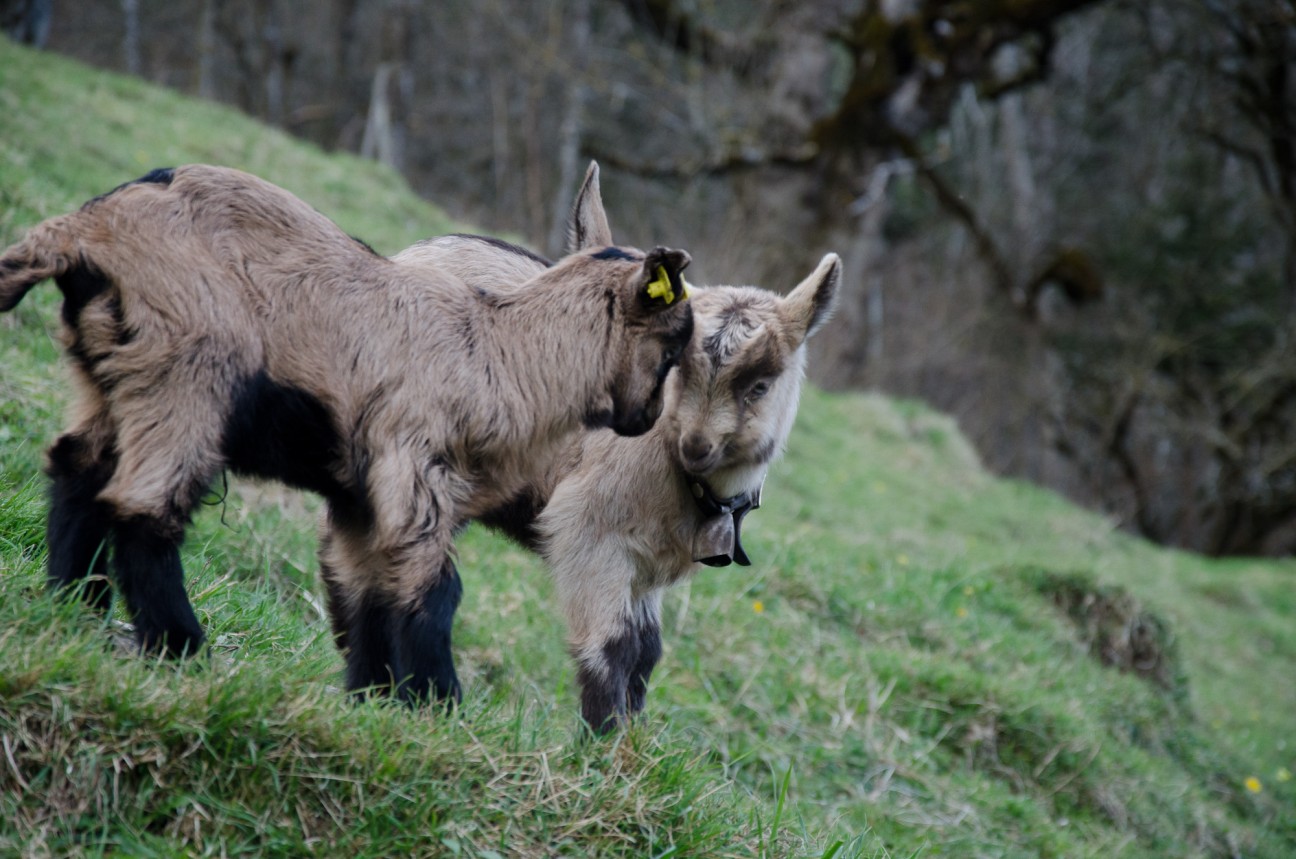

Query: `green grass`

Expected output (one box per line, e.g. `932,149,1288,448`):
1,38,1294,857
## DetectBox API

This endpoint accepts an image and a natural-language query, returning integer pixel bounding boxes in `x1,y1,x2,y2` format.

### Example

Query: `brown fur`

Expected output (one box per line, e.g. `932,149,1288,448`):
0,165,694,703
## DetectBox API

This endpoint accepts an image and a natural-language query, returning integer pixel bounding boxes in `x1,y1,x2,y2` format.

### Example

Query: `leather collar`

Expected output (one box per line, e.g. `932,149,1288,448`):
688,477,763,567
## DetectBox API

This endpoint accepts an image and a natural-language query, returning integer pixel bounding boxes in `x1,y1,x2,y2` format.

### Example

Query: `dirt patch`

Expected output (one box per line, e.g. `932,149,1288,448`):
1037,571,1186,696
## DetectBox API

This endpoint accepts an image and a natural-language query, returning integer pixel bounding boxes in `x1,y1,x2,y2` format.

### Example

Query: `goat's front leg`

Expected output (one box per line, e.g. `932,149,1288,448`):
331,447,465,706
44,428,117,613
321,506,454,704
552,540,644,733
322,531,463,705
395,557,463,707
625,592,664,717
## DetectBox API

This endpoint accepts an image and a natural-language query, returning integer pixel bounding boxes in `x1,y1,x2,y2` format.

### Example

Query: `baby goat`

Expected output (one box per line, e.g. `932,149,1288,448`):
392,164,839,730
0,164,694,706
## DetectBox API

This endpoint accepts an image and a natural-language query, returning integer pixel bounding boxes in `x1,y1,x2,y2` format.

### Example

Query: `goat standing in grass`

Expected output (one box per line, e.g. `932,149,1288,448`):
393,163,840,730
0,164,694,706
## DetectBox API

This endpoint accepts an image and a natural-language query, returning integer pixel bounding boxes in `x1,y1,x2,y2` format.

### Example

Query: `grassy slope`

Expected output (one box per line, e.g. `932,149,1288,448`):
0,39,1292,858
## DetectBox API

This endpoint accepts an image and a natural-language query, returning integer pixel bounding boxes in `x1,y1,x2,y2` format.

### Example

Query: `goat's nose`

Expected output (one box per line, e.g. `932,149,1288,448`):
680,432,714,472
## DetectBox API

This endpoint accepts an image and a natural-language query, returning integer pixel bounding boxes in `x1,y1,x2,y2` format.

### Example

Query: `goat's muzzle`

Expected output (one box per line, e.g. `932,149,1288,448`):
610,395,663,437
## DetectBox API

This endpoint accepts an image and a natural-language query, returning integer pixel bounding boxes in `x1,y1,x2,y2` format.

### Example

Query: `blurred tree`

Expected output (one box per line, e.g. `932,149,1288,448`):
1,0,49,46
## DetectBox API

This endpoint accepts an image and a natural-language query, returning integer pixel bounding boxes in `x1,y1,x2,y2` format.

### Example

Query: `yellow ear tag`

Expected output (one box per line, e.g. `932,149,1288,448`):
646,265,690,304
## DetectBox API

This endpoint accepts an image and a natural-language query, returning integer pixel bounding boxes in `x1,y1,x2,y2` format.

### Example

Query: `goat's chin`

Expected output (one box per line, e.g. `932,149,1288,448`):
703,463,768,498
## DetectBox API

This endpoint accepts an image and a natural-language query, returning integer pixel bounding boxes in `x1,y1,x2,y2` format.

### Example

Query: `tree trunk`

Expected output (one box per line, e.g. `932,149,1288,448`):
121,0,140,76
547,0,590,257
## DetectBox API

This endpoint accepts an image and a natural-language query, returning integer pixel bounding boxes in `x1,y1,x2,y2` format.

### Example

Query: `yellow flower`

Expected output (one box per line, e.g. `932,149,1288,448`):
955,606,969,619
897,554,910,566
1277,767,1291,783
1244,776,1262,794
962,585,974,596
752,600,765,614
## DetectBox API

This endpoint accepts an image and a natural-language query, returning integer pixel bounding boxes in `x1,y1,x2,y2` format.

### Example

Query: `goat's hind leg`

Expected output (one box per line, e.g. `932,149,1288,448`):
97,360,240,658
113,515,203,657
44,431,116,612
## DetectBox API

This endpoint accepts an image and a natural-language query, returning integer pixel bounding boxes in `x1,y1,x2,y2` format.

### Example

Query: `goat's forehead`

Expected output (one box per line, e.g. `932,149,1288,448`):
694,290,781,364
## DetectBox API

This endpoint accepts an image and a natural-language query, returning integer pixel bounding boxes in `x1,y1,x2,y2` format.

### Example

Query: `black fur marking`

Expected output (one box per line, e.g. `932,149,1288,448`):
136,167,175,185
82,167,175,209
626,617,663,715
449,233,553,267
343,591,403,699
44,434,116,613
349,235,381,256
113,516,204,658
577,623,644,734
0,257,22,277
222,371,357,506
591,247,641,262
654,312,695,387
479,490,545,550
55,261,111,330
396,561,464,707
729,339,785,402
741,434,780,467
583,408,614,430
105,295,134,345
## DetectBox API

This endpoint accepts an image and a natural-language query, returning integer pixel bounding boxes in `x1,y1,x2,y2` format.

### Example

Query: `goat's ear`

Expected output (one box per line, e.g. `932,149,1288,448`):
640,247,692,310
782,253,841,345
568,161,614,252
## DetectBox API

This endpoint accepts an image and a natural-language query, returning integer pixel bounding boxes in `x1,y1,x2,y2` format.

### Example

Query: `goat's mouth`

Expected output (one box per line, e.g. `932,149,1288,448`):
679,452,722,478
677,430,724,476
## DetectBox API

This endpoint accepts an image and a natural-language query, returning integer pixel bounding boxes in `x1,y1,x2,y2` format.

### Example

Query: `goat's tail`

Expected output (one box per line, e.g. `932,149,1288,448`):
0,214,83,312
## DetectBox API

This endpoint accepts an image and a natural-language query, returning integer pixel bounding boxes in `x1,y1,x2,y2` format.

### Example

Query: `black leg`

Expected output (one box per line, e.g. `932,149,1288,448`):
44,434,115,612
626,616,663,716
577,625,641,735
343,590,404,699
113,516,203,658
396,561,463,707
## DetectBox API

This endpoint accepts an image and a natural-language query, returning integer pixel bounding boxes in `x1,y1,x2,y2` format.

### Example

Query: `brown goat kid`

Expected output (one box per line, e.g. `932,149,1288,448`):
393,164,839,731
0,165,694,706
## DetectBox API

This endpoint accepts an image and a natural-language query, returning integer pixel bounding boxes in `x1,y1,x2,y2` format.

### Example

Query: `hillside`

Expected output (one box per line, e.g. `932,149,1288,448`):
1,38,1293,858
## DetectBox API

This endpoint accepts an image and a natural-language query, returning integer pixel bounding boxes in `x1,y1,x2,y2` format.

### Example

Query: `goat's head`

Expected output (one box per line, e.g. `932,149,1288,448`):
663,254,841,483
395,162,694,440
556,162,694,437
547,242,694,438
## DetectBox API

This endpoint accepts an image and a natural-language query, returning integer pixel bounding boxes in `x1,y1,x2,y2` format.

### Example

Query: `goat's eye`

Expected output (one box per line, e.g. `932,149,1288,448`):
745,381,770,404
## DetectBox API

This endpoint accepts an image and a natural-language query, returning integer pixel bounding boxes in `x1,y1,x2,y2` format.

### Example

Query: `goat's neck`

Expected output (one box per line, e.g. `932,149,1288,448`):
481,277,614,432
